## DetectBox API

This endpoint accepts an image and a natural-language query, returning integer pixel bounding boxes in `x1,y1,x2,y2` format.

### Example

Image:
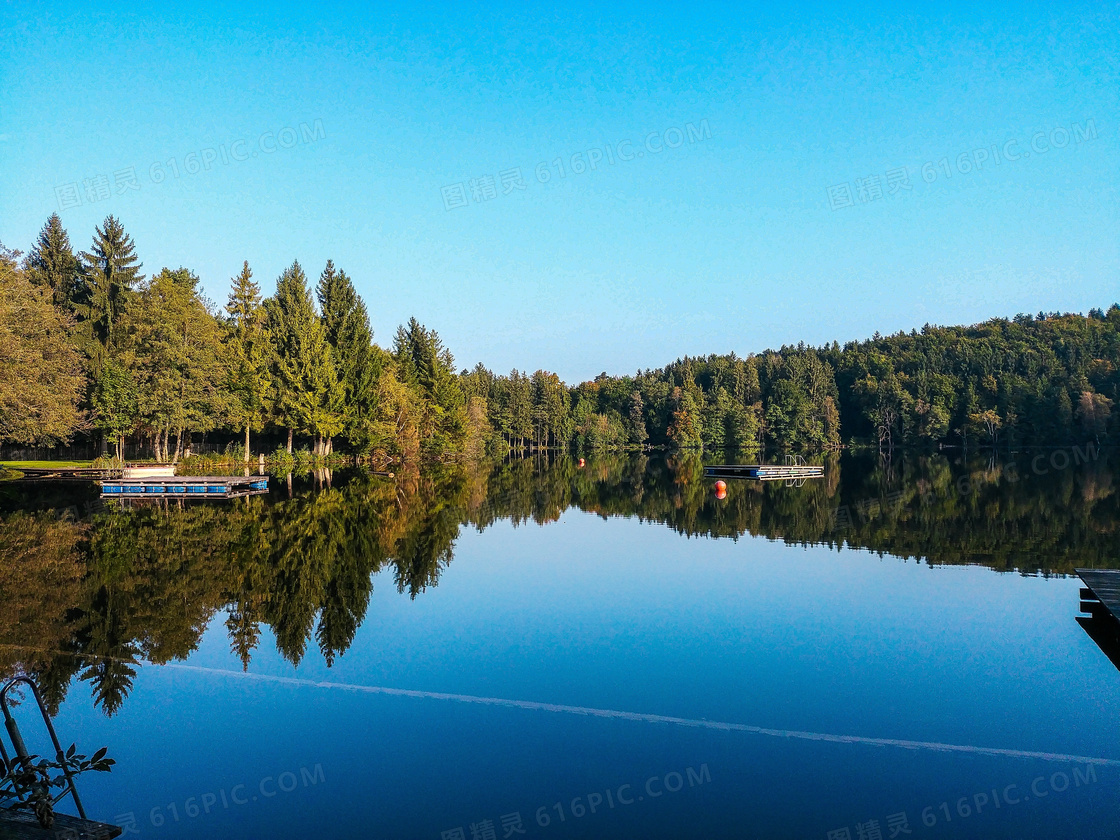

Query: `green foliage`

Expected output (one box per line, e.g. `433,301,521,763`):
265,262,342,450
1,744,114,829
531,370,571,448
7,214,1119,461
225,261,272,454
316,261,381,451
76,215,144,357
472,349,834,454
467,308,1118,453
668,387,703,448
830,313,1120,447
224,441,247,462
24,214,80,310
91,357,137,458
393,318,466,455
627,391,648,446
118,267,230,461
269,446,295,471
0,244,87,445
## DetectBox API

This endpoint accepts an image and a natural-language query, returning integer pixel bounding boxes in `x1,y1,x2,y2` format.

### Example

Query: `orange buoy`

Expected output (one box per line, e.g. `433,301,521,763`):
714,480,727,499
578,458,585,467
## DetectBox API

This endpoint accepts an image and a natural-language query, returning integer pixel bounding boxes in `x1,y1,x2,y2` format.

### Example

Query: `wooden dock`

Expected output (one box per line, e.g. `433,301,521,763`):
704,464,824,481
0,810,121,839
1076,569,1120,673
11,467,120,481
1076,569,1120,621
10,464,175,481
98,475,268,499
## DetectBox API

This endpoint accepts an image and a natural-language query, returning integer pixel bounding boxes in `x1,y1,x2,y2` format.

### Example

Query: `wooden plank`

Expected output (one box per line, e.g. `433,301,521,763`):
0,810,121,839
1075,570,1120,622
121,466,176,479
14,469,117,481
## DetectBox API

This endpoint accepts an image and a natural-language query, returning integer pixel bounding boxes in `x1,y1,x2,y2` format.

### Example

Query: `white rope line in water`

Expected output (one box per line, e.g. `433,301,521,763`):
161,662,1120,767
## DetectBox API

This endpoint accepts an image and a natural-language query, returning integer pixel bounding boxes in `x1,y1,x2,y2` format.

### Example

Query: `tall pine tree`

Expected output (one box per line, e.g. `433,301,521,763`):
393,317,466,453
316,260,379,452
265,261,340,453
25,214,80,310
77,215,144,357
226,261,272,460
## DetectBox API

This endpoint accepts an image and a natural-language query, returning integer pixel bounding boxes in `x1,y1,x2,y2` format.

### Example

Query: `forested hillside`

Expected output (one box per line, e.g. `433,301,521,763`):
2,213,1116,459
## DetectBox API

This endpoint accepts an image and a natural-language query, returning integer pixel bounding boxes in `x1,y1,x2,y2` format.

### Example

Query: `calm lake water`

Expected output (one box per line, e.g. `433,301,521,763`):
2,450,1119,839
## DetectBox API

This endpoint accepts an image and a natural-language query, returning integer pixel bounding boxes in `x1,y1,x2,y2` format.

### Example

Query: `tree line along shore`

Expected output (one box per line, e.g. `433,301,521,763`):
1,213,1117,464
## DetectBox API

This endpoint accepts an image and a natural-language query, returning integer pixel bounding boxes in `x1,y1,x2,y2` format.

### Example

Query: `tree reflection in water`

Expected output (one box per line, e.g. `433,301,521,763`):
0,448,1116,715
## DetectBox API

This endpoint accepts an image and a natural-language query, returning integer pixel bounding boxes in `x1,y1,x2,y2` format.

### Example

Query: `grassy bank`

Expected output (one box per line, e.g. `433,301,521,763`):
0,450,394,480
0,460,93,481
0,460,93,469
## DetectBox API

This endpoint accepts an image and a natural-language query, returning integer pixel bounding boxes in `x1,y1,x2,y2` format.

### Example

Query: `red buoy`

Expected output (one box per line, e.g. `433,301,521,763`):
714,480,727,499
577,458,585,468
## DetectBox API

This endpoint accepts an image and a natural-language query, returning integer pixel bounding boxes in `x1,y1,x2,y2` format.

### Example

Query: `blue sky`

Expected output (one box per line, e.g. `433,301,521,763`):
1,2,1116,382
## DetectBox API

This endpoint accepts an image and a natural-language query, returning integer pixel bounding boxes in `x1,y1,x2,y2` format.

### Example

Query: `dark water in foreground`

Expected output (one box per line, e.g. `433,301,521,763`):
1,449,1119,839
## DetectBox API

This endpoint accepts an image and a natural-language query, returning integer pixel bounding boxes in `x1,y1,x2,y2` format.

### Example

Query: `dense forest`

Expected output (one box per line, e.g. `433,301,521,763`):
1,448,1116,716
2,213,1117,460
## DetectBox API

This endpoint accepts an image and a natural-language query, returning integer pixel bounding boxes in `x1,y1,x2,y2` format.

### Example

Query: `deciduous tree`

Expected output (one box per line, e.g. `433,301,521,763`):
119,268,228,462
0,245,86,444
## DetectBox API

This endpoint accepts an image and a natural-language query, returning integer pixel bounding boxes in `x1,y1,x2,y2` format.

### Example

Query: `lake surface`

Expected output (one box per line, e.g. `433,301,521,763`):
2,449,1119,839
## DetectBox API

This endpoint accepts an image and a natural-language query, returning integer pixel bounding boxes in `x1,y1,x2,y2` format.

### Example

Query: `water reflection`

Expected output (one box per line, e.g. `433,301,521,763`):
1077,613,1120,673
1,448,1116,715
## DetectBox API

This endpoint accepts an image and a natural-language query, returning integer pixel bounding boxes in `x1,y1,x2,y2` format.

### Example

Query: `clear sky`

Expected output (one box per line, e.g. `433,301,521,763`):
1,2,1116,383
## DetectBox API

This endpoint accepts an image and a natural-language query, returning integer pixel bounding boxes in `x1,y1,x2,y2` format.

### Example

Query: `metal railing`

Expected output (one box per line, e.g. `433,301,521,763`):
0,677,87,819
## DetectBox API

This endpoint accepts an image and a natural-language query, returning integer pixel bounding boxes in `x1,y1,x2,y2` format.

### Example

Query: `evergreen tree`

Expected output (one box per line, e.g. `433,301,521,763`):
264,261,341,453
393,317,466,453
226,262,272,459
628,391,648,447
531,370,570,448
504,369,532,450
77,215,144,356
25,214,80,310
316,261,379,452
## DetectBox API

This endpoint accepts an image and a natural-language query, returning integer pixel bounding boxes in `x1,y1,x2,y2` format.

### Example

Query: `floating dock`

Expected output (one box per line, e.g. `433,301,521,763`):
704,464,824,481
98,475,269,499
